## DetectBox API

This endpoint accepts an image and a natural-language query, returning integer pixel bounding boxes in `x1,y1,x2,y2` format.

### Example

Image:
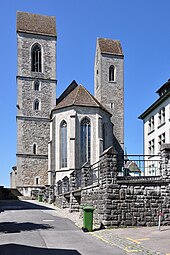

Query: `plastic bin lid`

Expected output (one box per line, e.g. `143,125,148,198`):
82,205,95,211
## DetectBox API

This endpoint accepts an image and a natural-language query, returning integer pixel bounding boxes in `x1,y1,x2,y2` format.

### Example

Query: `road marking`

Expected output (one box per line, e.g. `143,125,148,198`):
137,238,150,241
90,233,111,245
126,237,141,244
124,247,142,253
43,219,55,222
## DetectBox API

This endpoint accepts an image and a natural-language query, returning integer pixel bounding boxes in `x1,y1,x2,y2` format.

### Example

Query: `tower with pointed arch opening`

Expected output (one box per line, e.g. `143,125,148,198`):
16,12,56,195
94,38,124,154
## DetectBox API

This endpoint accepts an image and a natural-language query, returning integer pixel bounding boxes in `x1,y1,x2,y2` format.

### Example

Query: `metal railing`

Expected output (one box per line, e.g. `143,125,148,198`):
123,155,161,177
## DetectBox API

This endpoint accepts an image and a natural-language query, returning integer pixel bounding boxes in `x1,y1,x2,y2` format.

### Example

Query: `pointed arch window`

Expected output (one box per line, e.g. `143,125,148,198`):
31,43,42,72
60,120,67,168
33,144,37,154
109,65,115,81
81,117,91,164
33,99,40,111
34,80,40,91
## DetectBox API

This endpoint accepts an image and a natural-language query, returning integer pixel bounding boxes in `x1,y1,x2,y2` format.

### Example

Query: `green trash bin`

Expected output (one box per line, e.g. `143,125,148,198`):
38,194,43,202
82,206,95,232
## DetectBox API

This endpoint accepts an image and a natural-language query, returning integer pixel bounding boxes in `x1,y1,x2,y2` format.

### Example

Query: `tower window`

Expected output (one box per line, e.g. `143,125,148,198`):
60,120,67,168
81,117,91,165
35,177,39,185
34,80,40,91
33,144,37,154
109,65,115,81
31,43,42,72
33,99,40,111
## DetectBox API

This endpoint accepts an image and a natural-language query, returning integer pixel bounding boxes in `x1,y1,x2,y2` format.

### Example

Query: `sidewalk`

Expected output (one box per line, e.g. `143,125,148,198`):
30,200,170,255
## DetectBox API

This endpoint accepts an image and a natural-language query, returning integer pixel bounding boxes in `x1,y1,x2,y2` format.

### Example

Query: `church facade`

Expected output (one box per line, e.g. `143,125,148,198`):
11,12,124,196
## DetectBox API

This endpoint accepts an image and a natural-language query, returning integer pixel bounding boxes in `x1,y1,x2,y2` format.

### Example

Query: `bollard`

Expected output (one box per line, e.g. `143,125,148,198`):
158,211,164,231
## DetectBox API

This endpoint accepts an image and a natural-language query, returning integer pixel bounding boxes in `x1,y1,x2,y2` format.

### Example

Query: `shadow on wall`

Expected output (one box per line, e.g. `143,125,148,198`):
0,221,53,234
0,244,81,255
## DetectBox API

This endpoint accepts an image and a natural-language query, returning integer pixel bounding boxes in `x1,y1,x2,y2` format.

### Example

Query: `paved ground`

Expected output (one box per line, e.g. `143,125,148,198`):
0,200,125,255
30,200,170,255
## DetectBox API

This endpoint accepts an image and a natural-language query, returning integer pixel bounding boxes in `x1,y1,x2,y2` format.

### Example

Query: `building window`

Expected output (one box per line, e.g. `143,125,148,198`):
60,120,67,168
158,107,165,125
98,117,103,139
148,139,155,155
110,102,114,109
35,177,39,185
81,117,91,165
33,144,37,154
31,43,42,72
103,123,106,150
158,132,165,151
33,99,40,110
109,65,115,81
34,80,40,91
148,116,154,132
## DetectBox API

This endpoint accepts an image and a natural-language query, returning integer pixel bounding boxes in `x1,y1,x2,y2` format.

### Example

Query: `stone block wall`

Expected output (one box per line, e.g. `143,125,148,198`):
53,145,170,228
81,146,170,227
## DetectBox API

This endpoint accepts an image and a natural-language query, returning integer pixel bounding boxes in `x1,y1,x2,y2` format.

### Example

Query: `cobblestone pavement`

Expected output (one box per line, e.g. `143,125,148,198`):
30,201,170,255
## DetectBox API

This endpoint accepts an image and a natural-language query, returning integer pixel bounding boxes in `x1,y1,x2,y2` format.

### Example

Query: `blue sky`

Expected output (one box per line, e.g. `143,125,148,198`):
1,0,170,187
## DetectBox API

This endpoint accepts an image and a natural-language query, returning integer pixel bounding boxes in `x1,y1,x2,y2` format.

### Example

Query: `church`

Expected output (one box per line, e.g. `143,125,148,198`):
10,11,124,196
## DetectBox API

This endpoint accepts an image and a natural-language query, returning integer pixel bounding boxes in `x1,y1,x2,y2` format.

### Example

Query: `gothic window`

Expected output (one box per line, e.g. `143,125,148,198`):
31,43,42,72
34,80,40,91
81,117,91,164
33,144,37,154
33,99,40,110
60,120,67,168
109,65,115,81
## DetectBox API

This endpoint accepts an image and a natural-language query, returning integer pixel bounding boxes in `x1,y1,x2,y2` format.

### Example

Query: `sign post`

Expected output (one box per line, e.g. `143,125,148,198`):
158,211,163,231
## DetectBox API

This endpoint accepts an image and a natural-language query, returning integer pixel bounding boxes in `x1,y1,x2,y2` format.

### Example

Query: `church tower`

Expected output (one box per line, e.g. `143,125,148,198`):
94,38,124,154
16,12,56,195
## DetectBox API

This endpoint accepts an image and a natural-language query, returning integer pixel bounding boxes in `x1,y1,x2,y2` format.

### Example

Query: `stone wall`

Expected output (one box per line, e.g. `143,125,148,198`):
80,145,170,227
53,145,170,228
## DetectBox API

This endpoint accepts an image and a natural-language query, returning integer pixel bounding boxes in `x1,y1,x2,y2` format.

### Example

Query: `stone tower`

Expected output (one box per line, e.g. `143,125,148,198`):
16,12,56,195
94,38,124,154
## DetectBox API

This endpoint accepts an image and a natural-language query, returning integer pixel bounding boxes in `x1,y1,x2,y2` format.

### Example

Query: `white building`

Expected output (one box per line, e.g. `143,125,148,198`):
139,79,170,175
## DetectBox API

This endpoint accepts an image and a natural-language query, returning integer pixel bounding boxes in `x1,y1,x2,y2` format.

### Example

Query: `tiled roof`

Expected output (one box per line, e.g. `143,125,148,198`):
98,38,123,55
53,84,111,115
16,11,56,37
